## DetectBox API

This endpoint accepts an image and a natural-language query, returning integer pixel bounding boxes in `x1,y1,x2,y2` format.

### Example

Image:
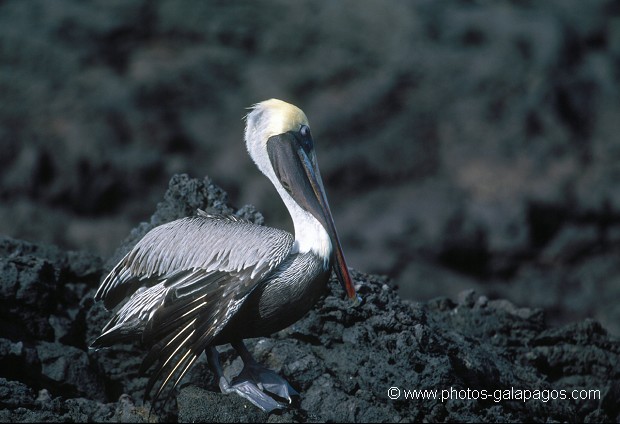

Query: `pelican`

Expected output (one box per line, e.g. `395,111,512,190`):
91,99,359,412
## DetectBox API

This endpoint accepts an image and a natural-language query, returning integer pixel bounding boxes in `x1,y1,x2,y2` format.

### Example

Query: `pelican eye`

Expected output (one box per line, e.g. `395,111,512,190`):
299,125,313,152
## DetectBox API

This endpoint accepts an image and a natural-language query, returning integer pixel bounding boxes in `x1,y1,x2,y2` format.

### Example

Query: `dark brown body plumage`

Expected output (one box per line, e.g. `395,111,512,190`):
219,252,330,342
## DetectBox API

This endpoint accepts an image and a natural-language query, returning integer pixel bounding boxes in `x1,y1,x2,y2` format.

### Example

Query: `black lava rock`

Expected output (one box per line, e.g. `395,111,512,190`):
0,174,618,422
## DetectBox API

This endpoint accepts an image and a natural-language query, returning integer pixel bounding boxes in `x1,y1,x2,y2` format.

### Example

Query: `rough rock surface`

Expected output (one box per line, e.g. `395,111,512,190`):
0,175,618,422
2,0,620,337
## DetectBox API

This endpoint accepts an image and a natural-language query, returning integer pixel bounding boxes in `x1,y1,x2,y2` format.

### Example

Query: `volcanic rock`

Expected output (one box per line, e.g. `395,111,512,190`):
0,175,617,422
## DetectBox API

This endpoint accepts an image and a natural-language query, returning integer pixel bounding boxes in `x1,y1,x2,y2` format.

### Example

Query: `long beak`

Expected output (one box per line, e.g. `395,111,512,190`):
267,133,358,301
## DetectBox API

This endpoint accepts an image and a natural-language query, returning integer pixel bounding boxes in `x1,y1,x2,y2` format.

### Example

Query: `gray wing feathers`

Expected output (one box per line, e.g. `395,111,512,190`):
91,283,167,348
126,217,289,278
92,214,294,404
95,215,293,308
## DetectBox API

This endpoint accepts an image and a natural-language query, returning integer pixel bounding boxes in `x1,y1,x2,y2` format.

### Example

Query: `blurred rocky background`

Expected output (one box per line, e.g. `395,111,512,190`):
1,0,620,335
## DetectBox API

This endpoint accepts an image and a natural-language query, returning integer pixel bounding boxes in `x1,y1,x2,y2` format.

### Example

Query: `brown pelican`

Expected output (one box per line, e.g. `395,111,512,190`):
91,99,359,412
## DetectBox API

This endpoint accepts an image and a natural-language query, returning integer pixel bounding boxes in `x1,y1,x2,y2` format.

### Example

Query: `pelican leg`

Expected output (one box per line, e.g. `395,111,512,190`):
206,346,285,412
232,340,299,403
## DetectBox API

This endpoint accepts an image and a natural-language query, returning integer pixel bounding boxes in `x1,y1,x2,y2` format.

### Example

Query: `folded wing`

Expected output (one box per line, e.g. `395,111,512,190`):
92,213,294,403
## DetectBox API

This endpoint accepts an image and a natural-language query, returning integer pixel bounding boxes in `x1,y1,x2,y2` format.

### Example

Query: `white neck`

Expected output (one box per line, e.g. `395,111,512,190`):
275,182,332,269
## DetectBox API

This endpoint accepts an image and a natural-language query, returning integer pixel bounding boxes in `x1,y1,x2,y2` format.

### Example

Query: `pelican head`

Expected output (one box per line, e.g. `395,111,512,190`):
245,99,357,300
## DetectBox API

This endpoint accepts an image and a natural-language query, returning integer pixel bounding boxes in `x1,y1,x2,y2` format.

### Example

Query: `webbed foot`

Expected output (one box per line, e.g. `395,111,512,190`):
232,361,298,404
218,375,286,412
207,344,298,413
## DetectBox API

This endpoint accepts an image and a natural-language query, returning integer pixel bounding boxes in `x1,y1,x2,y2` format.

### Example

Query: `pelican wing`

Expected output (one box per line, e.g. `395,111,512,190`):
92,213,293,403
139,266,266,403
95,213,293,309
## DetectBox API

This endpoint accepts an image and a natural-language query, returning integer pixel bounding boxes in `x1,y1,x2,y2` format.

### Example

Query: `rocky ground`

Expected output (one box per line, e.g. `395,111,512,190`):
0,175,618,422
1,0,620,336
2,0,620,421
